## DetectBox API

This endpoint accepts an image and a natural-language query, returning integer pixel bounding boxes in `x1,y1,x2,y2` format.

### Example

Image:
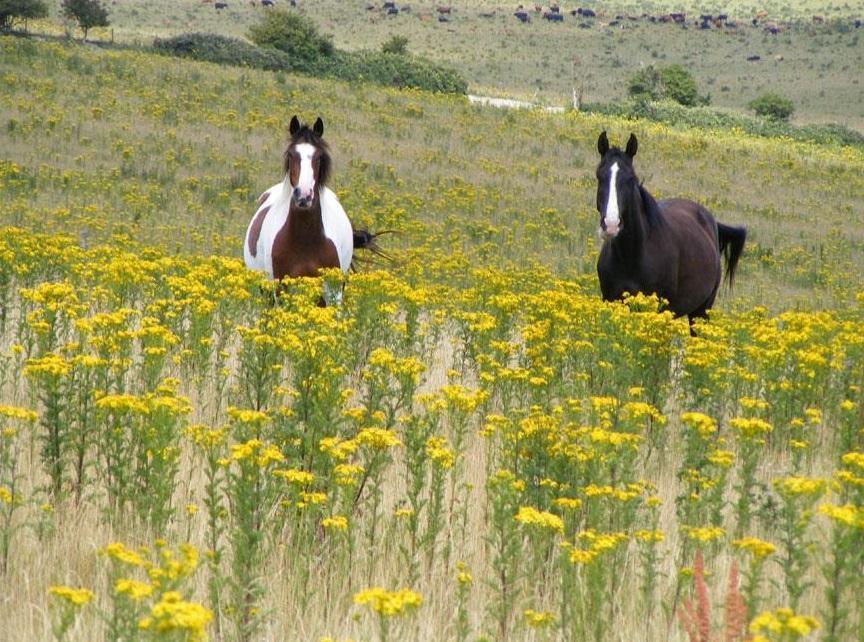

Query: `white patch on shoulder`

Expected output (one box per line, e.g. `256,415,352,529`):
320,186,354,274
603,162,621,235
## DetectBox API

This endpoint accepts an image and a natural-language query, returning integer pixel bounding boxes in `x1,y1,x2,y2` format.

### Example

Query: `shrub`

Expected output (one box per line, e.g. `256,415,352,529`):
153,32,467,95
748,92,795,122
381,35,409,55
61,0,109,41
153,33,294,71
627,64,706,107
0,0,48,31
247,10,333,62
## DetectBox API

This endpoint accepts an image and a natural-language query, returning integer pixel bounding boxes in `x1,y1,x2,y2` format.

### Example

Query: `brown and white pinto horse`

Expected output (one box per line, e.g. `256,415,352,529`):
595,131,746,330
244,116,380,303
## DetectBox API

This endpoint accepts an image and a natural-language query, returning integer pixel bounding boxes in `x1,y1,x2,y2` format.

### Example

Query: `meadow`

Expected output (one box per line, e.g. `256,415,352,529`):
36,0,864,131
1,36,863,641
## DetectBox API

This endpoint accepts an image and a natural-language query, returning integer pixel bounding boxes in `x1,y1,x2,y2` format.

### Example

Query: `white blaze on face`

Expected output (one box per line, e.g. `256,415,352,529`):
294,143,317,201
604,161,621,235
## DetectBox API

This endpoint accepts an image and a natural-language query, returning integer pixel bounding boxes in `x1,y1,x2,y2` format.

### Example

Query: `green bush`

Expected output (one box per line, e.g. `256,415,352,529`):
153,33,294,71
748,92,795,122
627,64,706,107
152,32,467,95
0,0,48,31
247,10,333,62
381,35,409,55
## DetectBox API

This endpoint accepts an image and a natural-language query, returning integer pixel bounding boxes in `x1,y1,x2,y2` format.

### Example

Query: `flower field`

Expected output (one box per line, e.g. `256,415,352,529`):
1,38,863,641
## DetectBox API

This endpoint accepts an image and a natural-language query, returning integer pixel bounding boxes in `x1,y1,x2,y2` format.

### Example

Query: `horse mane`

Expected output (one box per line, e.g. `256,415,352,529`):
637,183,664,230
283,125,332,186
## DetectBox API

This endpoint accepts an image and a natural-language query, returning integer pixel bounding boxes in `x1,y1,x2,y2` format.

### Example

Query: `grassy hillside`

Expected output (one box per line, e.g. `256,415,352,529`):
35,0,864,130
1,37,863,642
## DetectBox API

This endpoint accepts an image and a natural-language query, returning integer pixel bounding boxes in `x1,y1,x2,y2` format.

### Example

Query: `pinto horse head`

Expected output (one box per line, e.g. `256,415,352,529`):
595,131,638,239
284,115,331,210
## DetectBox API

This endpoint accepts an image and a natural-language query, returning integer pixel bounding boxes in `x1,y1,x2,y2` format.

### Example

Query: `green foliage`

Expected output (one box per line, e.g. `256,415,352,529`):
153,32,467,94
381,34,409,55
61,0,109,40
748,92,795,122
247,9,333,61
627,64,706,107
153,32,294,71
584,99,864,149
0,0,48,30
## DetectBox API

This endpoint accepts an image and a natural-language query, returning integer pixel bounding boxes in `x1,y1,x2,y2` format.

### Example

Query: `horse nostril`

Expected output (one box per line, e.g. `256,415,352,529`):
293,187,302,199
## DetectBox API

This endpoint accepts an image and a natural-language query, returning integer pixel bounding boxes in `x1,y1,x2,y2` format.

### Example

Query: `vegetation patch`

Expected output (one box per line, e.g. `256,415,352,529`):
584,99,864,149
152,11,466,95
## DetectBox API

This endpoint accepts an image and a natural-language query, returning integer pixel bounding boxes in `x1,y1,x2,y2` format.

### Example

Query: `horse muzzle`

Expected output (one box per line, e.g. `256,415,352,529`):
600,222,620,239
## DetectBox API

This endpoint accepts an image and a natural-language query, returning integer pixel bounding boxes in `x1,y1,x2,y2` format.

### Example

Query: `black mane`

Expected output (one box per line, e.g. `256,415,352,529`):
283,125,332,186
637,183,664,230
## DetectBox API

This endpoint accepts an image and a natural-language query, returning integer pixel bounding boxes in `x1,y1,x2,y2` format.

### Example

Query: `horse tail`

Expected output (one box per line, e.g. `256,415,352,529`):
352,229,395,267
717,222,746,286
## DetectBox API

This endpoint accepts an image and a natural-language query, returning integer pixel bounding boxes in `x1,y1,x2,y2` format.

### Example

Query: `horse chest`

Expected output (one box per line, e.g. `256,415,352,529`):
597,241,669,301
271,220,340,280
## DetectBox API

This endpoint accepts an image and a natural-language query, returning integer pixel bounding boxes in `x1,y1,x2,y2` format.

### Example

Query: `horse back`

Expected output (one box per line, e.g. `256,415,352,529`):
656,198,719,252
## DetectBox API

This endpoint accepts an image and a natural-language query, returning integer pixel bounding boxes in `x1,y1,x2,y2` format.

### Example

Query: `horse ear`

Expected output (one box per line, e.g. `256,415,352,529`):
313,117,324,137
625,133,638,158
289,115,300,136
597,131,609,156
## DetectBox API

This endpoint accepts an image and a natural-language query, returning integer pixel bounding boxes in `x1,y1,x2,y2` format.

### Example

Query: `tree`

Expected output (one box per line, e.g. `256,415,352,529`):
62,0,109,41
627,64,707,106
0,0,48,31
748,92,795,122
247,10,333,62
381,35,409,55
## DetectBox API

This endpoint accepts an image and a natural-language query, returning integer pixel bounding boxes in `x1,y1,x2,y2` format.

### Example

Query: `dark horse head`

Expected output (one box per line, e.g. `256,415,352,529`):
595,130,657,240
284,115,331,210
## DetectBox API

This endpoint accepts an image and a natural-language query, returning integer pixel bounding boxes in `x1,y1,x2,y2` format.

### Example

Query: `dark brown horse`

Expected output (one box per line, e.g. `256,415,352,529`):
595,131,746,328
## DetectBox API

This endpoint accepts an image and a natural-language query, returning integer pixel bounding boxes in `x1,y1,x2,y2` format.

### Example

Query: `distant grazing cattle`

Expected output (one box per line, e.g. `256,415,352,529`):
855,19,862,28
387,6,398,15
214,1,227,8
763,22,781,34
608,19,619,26
514,10,529,22
261,0,273,5
580,8,595,17
725,21,737,28
717,14,728,21
437,5,451,13
579,21,591,28
700,14,712,21
670,12,685,23
382,0,395,8
401,4,411,11
615,14,624,20
746,55,761,61
438,14,448,21
699,21,710,29
549,4,560,13
812,15,824,23
544,11,563,21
